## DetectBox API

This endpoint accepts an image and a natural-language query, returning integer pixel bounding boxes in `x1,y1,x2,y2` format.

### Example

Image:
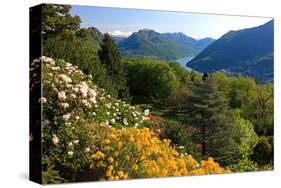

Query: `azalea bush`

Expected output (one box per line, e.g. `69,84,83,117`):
88,125,228,180
31,56,228,183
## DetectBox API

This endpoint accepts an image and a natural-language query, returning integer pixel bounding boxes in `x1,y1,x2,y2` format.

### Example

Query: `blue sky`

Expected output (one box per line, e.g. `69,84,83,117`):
70,5,272,39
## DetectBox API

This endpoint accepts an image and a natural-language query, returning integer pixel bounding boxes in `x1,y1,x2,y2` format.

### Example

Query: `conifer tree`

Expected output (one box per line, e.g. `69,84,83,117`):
98,34,130,100
186,78,239,166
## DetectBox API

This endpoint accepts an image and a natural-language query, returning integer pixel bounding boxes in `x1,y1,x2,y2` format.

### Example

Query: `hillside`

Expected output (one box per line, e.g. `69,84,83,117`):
34,56,226,183
118,29,214,61
187,20,274,83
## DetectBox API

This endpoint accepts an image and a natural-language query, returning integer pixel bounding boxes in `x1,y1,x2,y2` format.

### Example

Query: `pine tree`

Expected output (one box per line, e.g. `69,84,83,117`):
186,78,239,166
98,34,130,100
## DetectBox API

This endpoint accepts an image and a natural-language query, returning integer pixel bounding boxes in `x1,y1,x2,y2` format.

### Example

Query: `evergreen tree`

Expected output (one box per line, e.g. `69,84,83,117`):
98,34,130,100
42,4,81,37
186,78,239,166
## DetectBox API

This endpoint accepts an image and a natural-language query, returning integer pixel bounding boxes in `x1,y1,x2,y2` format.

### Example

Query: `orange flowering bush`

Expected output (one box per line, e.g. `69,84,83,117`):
88,125,228,181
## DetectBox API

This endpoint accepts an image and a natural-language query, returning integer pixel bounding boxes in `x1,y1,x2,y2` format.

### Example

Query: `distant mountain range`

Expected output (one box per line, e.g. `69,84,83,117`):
115,29,214,61
187,20,274,83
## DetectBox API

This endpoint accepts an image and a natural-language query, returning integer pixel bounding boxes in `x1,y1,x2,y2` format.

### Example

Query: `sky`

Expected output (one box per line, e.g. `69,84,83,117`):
70,5,272,39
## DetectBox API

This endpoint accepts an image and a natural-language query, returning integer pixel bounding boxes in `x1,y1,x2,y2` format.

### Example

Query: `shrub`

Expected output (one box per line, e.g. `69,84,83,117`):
252,136,273,165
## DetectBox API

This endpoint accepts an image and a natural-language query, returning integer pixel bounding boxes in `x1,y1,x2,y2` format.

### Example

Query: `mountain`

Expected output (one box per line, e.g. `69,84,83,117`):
161,32,214,52
88,27,104,44
118,29,214,61
187,20,274,83
112,36,127,44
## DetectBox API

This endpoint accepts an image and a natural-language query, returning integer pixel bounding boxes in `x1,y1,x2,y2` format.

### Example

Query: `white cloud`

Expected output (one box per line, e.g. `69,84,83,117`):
107,30,132,37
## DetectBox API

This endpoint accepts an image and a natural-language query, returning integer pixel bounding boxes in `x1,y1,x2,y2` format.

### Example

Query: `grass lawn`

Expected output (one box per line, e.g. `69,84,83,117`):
132,95,187,124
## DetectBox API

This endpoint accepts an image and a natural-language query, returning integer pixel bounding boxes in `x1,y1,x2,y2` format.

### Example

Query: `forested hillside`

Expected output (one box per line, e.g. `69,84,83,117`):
187,20,274,83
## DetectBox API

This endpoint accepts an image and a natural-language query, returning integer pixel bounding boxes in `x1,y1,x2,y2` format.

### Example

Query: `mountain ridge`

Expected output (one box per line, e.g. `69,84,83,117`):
187,20,274,83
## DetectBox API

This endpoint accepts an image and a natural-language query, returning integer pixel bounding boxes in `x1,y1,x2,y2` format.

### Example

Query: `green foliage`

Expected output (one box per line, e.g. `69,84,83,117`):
159,121,194,155
232,109,259,158
42,166,67,184
126,57,179,104
252,136,273,165
242,84,273,136
98,34,130,100
42,4,81,37
166,84,190,112
187,20,273,83
228,158,259,172
186,78,240,166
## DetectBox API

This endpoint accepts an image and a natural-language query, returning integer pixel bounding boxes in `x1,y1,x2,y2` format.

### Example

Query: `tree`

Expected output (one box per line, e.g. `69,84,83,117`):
126,57,178,105
167,84,190,112
98,34,130,100
242,84,273,136
186,78,239,166
42,4,115,96
42,4,81,37
232,109,259,159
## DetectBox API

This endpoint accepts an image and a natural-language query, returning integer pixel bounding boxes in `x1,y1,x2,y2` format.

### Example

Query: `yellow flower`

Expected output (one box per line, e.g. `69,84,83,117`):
113,151,119,157
117,171,124,178
103,139,110,145
108,157,114,164
125,155,130,161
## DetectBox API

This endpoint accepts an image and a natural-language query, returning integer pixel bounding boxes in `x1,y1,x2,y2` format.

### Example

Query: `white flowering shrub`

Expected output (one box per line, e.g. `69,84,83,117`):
31,56,145,182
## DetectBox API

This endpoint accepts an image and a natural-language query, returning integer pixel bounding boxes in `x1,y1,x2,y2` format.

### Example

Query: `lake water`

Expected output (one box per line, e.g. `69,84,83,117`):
175,56,195,72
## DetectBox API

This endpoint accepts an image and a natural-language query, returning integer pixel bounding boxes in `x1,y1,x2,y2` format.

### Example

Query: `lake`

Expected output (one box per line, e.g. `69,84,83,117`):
175,56,195,72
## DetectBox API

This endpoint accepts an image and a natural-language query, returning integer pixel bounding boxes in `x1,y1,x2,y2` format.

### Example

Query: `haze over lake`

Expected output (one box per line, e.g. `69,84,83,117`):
175,56,194,71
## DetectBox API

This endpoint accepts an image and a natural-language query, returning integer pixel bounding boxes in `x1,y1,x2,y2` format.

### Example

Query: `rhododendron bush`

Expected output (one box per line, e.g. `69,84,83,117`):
31,57,228,183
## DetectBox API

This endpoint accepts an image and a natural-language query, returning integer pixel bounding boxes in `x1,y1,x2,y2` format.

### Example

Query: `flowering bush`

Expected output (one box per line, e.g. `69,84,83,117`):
31,56,228,183
88,125,227,180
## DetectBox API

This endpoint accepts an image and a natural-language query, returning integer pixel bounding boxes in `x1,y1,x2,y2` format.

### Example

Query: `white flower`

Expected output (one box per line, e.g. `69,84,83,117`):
62,113,71,121
107,94,111,98
89,89,97,97
68,151,74,156
72,87,79,93
105,120,109,125
115,102,119,106
60,102,69,109
58,91,66,100
79,82,89,98
105,104,111,109
76,116,80,120
144,109,150,116
94,104,98,108
92,112,96,116
134,123,139,128
106,111,110,116
123,118,128,126
70,93,76,98
110,119,116,124
84,147,91,153
82,99,89,106
52,134,59,145
113,113,117,116
58,74,72,84
178,146,185,149
65,122,71,126
68,142,73,146
39,97,47,103
51,66,60,71
73,140,79,144
89,97,97,104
